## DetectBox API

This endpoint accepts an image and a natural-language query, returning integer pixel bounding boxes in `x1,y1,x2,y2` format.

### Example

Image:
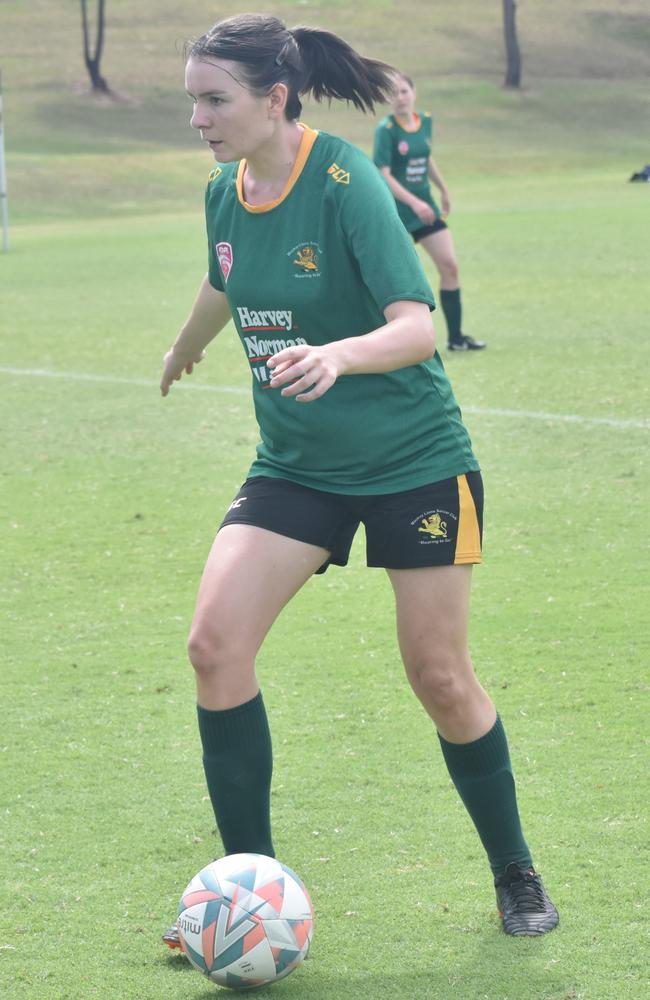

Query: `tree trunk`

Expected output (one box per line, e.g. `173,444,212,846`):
502,0,522,88
81,0,110,93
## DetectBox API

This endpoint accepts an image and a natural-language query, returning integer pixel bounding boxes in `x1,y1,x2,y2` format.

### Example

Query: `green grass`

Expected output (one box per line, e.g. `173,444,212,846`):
1,2,650,998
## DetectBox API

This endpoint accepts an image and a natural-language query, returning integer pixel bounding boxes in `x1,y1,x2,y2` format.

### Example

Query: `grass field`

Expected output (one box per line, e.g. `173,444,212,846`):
1,2,650,999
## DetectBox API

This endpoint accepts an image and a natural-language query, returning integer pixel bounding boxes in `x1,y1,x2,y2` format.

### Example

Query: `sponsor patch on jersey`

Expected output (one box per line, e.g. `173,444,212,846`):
208,166,223,182
288,242,321,278
216,242,233,282
398,140,410,155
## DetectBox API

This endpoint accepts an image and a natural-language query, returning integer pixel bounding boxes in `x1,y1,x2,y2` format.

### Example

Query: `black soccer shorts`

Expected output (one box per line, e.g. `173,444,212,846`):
219,473,483,575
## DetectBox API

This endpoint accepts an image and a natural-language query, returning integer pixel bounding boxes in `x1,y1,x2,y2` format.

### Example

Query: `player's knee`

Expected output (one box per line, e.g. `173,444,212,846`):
440,259,459,285
187,621,232,676
410,655,467,712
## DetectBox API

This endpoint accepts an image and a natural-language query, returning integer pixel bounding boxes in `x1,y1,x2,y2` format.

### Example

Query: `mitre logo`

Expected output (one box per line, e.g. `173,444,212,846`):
327,162,350,185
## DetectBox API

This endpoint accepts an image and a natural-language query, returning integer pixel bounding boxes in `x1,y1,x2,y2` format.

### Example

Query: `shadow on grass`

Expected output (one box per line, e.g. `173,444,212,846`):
161,928,572,1000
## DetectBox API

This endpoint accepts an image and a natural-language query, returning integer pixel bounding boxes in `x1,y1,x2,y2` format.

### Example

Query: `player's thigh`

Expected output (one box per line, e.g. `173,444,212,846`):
418,227,458,271
192,523,330,655
387,564,473,664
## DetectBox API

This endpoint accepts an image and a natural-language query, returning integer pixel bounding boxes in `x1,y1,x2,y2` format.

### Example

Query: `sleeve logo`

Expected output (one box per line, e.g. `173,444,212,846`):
216,242,233,282
327,162,350,185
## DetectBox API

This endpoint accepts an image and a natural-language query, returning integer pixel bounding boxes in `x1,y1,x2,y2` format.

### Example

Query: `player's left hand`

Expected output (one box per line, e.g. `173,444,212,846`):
440,190,451,217
267,345,338,402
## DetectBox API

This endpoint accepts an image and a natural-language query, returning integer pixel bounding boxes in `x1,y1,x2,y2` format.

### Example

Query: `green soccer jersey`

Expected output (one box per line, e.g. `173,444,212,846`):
205,126,478,494
373,112,439,232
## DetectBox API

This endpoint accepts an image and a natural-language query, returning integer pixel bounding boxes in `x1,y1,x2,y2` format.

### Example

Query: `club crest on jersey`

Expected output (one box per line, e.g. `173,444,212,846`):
216,242,233,282
287,242,321,279
398,140,410,155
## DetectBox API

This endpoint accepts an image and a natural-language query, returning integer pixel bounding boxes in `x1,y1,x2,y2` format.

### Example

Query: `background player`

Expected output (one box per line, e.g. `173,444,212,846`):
160,13,556,945
374,72,486,352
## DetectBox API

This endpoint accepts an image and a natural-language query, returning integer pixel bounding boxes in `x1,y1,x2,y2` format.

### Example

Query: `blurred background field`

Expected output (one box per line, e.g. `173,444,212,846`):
1,2,649,999
3,0,650,219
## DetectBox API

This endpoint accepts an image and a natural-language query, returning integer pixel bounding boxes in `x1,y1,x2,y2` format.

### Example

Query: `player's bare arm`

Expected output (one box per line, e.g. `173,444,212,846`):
427,157,451,215
378,165,437,225
160,275,232,396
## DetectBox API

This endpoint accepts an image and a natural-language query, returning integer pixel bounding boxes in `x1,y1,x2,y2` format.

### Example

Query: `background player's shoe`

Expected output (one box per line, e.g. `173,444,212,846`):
495,862,559,936
448,334,487,351
162,921,182,950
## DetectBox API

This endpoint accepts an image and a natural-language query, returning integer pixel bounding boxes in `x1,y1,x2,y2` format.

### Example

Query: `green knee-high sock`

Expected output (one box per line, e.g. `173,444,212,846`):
197,692,274,857
438,715,532,875
439,288,462,343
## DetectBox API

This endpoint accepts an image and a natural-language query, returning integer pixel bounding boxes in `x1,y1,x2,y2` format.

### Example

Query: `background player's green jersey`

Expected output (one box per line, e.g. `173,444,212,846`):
373,112,440,233
205,126,478,494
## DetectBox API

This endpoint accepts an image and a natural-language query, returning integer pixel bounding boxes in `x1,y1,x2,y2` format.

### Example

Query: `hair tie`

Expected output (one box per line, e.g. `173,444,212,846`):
275,33,294,67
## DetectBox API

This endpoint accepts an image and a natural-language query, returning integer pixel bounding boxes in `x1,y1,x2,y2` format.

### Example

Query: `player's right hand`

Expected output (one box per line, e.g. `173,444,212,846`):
412,199,437,226
160,348,206,396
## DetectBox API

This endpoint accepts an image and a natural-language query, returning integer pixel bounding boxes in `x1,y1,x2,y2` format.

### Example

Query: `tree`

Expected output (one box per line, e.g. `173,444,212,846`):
502,0,522,88
80,0,110,93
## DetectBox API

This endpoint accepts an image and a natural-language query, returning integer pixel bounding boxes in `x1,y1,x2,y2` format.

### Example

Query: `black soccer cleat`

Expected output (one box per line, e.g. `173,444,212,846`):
495,862,559,936
162,921,182,950
448,334,487,351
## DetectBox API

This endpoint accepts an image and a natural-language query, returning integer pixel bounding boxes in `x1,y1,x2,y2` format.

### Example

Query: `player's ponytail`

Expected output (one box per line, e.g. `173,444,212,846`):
186,14,395,120
290,26,395,115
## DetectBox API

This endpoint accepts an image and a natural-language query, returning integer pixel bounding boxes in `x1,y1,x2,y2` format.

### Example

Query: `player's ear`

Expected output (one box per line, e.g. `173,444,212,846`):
268,83,289,119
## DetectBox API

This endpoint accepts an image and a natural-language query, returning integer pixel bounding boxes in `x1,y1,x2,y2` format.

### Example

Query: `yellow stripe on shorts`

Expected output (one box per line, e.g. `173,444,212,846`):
455,474,482,564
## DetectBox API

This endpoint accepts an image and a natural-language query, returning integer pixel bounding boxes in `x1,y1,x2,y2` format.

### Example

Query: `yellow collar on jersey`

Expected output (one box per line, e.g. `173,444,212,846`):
236,124,319,213
393,112,421,133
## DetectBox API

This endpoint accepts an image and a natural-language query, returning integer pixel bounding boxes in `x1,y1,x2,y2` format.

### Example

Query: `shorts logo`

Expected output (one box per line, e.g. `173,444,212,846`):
418,513,448,538
228,496,247,510
398,140,410,155
216,242,233,282
411,509,455,545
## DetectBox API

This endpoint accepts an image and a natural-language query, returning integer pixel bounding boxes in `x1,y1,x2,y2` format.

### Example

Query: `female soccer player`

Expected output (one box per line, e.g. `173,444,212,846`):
160,13,556,941
374,73,486,352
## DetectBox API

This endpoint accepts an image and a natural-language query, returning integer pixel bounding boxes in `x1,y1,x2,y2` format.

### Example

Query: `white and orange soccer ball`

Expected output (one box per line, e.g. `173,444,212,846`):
177,853,314,990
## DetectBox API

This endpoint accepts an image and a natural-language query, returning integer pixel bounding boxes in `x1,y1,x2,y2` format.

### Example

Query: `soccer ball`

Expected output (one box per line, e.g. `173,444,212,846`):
177,853,314,990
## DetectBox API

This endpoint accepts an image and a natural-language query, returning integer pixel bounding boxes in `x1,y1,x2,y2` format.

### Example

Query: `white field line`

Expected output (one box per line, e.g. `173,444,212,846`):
1,365,648,431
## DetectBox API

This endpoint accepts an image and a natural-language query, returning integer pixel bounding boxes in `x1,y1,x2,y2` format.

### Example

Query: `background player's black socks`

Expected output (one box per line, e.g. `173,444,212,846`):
197,692,274,857
438,715,533,875
439,287,463,343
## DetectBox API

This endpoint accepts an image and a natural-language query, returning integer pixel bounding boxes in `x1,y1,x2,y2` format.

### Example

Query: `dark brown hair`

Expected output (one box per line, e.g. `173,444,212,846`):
187,13,396,118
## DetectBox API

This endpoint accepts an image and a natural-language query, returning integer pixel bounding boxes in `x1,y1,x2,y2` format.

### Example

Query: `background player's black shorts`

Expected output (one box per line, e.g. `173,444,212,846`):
412,219,448,241
219,473,483,575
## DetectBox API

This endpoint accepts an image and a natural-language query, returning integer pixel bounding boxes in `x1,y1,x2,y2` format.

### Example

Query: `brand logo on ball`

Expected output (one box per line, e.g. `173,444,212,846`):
216,242,233,281
398,140,410,155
